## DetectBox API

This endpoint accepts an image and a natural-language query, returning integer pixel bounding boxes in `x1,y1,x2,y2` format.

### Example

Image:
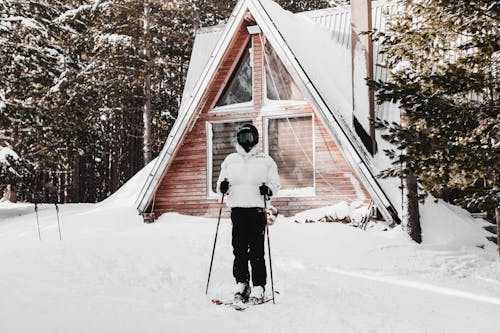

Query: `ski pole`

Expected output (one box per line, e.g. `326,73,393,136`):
263,191,276,304
34,202,41,241
205,193,225,295
55,203,62,241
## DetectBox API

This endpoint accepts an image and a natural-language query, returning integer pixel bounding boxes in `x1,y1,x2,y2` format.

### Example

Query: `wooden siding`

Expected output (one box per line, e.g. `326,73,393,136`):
153,111,370,217
150,19,370,218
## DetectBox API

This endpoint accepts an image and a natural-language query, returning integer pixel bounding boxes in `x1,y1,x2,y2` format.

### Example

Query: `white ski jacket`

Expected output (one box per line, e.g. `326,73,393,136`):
217,144,281,208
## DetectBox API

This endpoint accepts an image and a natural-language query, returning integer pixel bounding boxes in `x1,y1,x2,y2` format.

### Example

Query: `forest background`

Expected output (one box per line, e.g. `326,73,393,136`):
0,0,335,203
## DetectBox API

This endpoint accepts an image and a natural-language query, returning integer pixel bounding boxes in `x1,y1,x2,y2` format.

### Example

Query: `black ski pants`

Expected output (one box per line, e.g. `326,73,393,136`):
231,207,267,287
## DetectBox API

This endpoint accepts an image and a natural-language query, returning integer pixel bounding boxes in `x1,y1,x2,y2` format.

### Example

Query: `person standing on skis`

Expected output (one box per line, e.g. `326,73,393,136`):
217,123,280,303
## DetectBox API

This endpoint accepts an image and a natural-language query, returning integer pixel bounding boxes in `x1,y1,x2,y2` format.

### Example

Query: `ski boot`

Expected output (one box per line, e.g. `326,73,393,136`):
234,282,251,303
248,285,265,304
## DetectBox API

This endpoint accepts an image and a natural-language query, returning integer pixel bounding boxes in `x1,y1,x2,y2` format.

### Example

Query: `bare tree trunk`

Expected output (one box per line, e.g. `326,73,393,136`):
9,185,17,203
192,3,199,34
406,172,422,243
64,169,69,203
72,154,81,202
496,207,499,257
143,0,152,165
112,156,120,192
58,166,62,204
108,146,113,195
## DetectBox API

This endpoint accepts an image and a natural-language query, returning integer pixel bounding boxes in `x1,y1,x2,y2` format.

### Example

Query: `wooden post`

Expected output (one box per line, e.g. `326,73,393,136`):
406,173,422,243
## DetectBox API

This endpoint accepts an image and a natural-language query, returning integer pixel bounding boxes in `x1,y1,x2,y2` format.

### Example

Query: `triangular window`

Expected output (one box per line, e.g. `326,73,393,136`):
264,40,304,101
215,42,253,107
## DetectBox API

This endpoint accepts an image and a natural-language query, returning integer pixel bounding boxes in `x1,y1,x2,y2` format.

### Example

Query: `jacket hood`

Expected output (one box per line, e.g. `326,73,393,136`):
236,142,260,158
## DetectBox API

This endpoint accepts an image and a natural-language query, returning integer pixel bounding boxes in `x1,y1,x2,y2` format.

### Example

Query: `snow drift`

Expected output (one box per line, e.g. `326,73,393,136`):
0,161,499,333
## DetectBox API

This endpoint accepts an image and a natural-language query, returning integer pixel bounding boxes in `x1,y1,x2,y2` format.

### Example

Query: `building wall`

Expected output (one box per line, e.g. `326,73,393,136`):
151,18,370,218
153,110,369,217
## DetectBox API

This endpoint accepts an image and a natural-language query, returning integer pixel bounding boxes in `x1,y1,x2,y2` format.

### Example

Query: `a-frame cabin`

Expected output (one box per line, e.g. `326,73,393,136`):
136,0,402,223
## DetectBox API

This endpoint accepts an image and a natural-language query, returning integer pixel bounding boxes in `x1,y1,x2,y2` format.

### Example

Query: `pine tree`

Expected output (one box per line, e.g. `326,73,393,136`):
276,0,331,12
0,0,76,201
0,147,32,201
1,0,334,203
370,0,499,242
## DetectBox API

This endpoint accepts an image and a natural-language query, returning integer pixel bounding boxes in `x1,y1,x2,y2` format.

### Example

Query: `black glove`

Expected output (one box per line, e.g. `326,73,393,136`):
259,184,273,197
220,179,229,194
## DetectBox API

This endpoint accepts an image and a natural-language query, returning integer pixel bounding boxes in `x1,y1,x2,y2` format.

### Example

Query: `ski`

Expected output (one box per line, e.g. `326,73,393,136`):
211,297,273,311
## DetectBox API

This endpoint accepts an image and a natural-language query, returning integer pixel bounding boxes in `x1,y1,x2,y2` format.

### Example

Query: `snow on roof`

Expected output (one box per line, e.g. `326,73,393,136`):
136,0,401,223
299,6,352,49
259,0,353,124
179,24,226,115
101,158,157,208
180,2,355,122
180,0,399,125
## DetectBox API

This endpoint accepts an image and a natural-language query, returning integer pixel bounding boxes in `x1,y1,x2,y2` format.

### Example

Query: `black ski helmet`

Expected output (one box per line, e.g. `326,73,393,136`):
237,123,259,152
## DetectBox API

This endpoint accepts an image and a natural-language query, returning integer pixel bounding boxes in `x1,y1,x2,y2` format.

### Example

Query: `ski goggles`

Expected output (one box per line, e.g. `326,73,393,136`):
237,131,256,145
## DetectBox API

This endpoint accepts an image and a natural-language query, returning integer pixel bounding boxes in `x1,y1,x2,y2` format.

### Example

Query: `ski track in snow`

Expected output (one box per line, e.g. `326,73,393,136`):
0,200,499,332
321,266,500,306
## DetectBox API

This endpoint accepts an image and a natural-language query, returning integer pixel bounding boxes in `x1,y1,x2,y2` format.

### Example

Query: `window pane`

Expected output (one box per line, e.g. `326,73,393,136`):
215,43,253,106
265,40,304,101
268,116,313,190
211,121,252,192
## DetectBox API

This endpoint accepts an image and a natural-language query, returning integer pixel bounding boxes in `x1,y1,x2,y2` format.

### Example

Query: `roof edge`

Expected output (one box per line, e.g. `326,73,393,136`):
135,0,251,212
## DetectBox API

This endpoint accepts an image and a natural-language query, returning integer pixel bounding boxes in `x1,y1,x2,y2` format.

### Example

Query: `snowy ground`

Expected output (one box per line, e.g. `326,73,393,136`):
1,171,499,332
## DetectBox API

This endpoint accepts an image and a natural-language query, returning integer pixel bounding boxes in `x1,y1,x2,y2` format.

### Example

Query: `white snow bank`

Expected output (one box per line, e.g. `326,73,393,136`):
99,158,157,208
0,201,34,219
289,195,492,250
420,197,491,248
289,200,368,223
0,200,499,332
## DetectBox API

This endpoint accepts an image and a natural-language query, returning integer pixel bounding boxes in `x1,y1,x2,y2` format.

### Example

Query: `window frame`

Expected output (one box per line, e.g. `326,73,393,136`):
263,113,316,197
262,38,306,105
211,40,255,113
206,118,253,200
